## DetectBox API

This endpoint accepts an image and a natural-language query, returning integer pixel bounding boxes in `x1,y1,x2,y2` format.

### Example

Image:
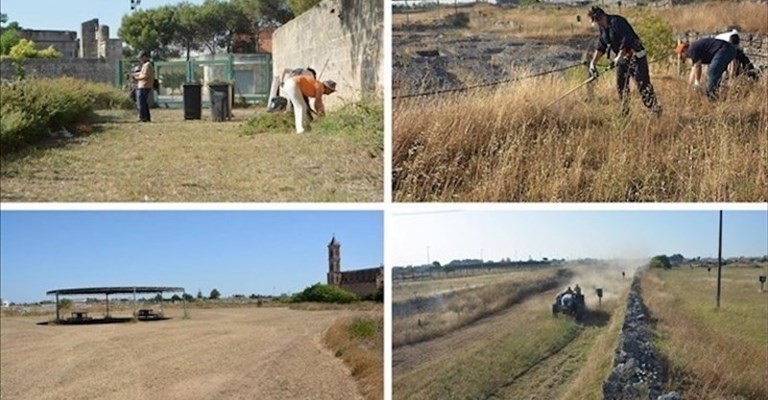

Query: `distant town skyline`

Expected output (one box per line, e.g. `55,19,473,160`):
0,211,383,303
391,210,768,266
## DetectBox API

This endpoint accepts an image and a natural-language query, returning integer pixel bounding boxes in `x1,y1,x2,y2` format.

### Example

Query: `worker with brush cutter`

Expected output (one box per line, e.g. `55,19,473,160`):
587,6,662,117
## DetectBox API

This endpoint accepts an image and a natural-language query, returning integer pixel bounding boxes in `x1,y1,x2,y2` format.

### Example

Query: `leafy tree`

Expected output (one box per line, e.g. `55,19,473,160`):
209,288,221,300
171,294,182,301
1,29,21,55
650,255,671,269
0,13,6,24
669,254,685,265
154,294,164,302
432,261,441,268
249,293,258,299
286,0,320,16
182,293,195,302
196,290,204,300
118,6,179,59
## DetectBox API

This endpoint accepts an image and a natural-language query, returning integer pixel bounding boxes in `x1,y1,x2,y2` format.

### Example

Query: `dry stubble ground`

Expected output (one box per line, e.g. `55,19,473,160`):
393,264,634,400
0,307,368,400
0,109,381,202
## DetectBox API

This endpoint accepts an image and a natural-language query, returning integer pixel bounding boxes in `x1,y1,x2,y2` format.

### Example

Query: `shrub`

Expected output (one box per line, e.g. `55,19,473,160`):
292,283,359,304
650,255,672,269
349,317,377,339
0,77,131,154
628,9,674,63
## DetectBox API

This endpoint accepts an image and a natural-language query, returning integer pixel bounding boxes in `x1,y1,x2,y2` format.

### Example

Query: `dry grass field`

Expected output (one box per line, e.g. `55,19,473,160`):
393,2,768,35
642,265,768,399
393,267,568,346
393,264,634,399
0,108,382,202
394,68,768,202
392,2,768,202
0,307,378,400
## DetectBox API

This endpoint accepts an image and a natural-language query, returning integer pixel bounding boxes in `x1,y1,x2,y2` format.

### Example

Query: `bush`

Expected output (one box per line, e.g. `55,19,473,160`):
349,317,377,339
292,283,359,304
650,255,672,269
628,10,674,63
0,77,131,154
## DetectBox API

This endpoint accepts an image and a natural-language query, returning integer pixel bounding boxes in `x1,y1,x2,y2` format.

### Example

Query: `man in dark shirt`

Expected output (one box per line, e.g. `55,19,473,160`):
676,38,737,99
587,7,661,117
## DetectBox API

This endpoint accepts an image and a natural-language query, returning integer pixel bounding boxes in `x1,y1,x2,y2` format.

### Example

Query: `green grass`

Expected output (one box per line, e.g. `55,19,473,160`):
642,266,768,399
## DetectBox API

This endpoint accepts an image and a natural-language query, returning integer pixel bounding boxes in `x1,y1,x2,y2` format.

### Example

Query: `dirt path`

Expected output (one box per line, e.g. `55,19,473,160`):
0,109,381,202
0,308,365,400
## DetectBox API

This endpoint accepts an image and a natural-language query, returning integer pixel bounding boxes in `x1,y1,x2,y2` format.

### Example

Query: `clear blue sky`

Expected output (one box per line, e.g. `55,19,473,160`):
0,0,203,35
391,210,768,266
0,211,383,303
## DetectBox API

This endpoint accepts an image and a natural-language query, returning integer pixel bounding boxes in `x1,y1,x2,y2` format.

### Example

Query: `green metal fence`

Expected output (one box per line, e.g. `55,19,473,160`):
116,53,272,107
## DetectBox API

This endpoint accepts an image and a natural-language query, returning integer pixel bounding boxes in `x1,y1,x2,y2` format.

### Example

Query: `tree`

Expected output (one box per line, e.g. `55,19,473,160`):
209,288,221,300
154,294,164,302
432,261,441,268
118,6,179,59
196,290,204,300
171,294,182,301
650,255,672,270
182,293,195,302
58,298,73,309
1,15,22,56
286,0,320,16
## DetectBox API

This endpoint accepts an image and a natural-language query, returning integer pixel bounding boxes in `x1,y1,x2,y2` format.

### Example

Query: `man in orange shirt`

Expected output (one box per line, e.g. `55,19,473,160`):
132,50,154,122
281,74,336,134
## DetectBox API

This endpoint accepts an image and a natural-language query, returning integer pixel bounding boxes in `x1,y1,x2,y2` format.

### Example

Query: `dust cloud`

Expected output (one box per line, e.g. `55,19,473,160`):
559,259,648,308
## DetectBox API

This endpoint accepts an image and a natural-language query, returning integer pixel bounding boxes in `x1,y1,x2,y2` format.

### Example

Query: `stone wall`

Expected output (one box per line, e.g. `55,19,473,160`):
272,0,384,109
0,58,115,84
19,29,79,59
602,272,679,400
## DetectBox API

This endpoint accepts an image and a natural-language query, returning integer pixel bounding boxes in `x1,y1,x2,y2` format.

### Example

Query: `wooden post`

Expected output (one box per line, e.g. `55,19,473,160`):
55,293,60,322
106,293,110,318
716,210,723,309
183,291,188,319
133,287,137,319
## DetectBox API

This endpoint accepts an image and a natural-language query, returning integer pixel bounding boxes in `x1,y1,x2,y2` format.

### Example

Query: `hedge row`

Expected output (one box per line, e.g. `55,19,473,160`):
0,77,133,154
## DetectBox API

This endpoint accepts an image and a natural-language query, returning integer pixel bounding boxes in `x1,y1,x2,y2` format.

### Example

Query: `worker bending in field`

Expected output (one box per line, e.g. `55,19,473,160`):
676,38,737,100
587,7,662,117
715,30,759,81
281,74,336,134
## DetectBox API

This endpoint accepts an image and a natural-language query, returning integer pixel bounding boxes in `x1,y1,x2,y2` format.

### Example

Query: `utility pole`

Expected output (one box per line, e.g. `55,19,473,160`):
716,210,723,309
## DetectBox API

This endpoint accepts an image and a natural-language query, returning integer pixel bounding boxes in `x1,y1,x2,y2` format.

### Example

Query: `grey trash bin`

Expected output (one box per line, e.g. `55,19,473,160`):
208,83,231,121
210,92,226,122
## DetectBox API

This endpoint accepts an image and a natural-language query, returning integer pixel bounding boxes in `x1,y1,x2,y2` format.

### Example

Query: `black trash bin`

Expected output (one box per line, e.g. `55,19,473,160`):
183,83,202,120
208,83,231,121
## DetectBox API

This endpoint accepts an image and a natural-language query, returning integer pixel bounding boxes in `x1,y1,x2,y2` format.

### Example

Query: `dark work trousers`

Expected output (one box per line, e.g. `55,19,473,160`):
137,88,151,122
707,45,737,100
616,56,661,116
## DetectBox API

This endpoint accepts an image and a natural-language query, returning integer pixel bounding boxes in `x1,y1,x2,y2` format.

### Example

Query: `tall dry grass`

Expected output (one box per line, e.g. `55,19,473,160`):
393,67,768,201
642,267,768,399
324,314,383,400
393,2,768,35
393,268,568,347
659,2,768,34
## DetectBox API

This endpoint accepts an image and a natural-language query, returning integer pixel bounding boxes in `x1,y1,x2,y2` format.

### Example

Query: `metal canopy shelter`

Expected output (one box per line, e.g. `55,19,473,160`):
46,286,186,322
